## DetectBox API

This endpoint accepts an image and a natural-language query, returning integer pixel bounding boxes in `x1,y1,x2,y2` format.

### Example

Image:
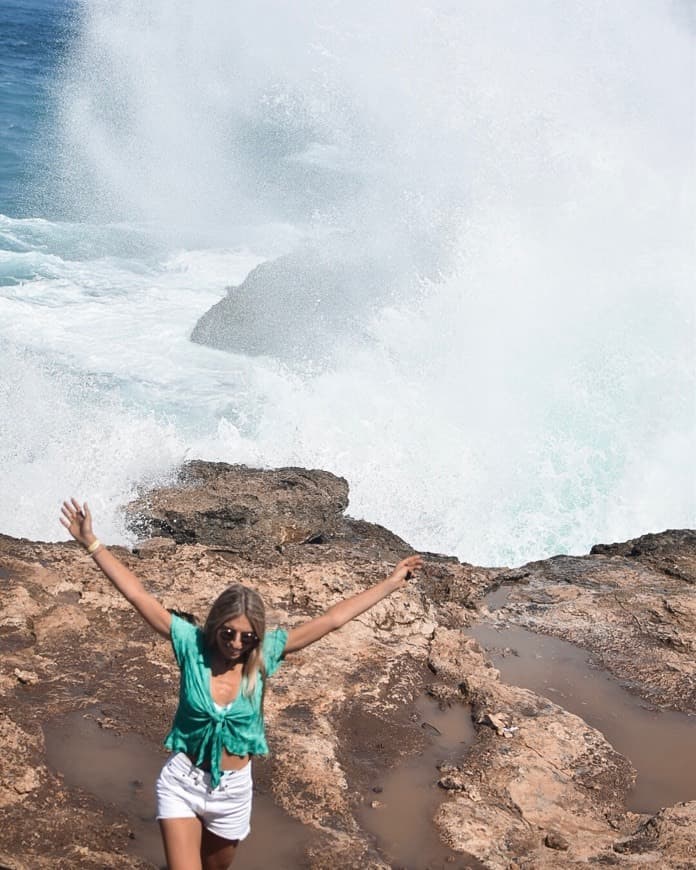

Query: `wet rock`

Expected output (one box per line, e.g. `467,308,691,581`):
431,627,641,867
590,530,696,584
189,244,401,369
612,801,696,862
132,536,177,558
437,764,467,792
476,712,509,734
487,530,696,713
544,830,570,850
126,461,350,551
0,465,694,869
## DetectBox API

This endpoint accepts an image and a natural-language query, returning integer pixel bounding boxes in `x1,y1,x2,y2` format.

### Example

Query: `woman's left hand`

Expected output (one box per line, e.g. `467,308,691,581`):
388,554,424,587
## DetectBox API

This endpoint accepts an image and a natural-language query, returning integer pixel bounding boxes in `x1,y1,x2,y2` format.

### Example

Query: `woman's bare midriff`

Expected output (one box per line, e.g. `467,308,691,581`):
220,749,250,770
188,749,250,772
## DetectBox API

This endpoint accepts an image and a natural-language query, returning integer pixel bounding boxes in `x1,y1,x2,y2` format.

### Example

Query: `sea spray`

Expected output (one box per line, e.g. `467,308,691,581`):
0,0,692,561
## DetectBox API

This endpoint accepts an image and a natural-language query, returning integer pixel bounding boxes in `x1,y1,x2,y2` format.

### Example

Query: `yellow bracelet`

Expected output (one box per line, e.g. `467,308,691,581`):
86,539,102,555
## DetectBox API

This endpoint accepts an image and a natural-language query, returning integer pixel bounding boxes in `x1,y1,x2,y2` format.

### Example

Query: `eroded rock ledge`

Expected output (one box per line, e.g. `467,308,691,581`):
0,462,694,869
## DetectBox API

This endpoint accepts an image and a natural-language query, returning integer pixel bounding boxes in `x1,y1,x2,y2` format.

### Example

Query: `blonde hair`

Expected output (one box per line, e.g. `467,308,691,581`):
203,584,266,701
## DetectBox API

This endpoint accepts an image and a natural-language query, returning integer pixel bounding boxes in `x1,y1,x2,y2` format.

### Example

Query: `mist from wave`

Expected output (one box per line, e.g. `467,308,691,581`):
1,0,693,562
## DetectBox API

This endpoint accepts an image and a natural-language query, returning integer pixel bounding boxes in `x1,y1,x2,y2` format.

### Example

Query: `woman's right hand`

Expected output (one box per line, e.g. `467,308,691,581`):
60,498,171,638
60,498,97,548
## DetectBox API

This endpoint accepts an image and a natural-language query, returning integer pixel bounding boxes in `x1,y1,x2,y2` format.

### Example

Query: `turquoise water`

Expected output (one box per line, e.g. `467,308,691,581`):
0,1,693,562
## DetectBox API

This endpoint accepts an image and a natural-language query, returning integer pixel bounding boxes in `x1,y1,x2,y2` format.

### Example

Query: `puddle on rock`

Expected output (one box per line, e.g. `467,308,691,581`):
44,711,313,868
469,623,696,813
359,694,484,870
481,584,513,612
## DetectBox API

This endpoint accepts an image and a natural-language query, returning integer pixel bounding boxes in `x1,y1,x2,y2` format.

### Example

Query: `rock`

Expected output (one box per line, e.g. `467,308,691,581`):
132,536,177,557
432,629,638,868
476,712,509,734
438,772,466,791
126,461,350,551
0,719,44,808
0,852,28,870
544,830,570,850
487,532,696,713
11,768,41,795
33,605,90,644
590,529,696,584
189,243,401,369
0,464,694,869
612,801,696,863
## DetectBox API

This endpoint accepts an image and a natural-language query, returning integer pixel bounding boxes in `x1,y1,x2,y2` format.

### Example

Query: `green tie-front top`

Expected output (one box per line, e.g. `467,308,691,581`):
164,614,288,788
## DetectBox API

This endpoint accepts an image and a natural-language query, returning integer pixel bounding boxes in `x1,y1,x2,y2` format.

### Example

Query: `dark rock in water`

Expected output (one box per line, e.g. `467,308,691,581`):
190,244,399,368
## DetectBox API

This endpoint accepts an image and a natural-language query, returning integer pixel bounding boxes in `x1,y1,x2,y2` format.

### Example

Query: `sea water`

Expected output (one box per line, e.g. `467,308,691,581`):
0,0,693,564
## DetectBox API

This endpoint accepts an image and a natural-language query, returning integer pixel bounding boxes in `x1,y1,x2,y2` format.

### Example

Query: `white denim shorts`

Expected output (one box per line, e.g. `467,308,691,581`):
156,752,253,841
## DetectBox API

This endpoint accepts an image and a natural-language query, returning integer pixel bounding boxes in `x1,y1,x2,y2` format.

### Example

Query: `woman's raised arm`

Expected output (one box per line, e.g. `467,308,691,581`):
284,554,423,654
60,498,172,639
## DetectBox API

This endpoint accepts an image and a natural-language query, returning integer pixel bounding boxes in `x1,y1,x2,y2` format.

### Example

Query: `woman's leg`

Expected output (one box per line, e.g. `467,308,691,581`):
159,817,204,870
201,827,239,870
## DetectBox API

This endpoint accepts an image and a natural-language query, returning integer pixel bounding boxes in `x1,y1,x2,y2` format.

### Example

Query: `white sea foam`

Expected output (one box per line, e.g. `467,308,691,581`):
1,215,692,562
0,343,183,542
1,1,693,562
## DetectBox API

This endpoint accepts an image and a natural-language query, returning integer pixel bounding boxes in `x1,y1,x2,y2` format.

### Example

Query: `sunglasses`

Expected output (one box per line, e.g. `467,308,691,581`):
217,627,258,646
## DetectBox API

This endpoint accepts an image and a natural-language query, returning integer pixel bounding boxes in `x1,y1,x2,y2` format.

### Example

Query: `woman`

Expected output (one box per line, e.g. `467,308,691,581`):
60,497,422,870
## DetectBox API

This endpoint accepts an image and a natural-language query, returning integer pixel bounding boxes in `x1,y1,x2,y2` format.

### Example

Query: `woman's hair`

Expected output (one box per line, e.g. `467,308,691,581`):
203,584,266,700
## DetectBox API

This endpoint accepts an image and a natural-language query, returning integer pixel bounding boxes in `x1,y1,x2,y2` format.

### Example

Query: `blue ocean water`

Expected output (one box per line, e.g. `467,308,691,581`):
0,0,693,561
0,0,73,217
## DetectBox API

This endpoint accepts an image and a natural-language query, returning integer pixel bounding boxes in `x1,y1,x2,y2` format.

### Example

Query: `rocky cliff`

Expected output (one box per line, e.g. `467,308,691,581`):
0,463,694,869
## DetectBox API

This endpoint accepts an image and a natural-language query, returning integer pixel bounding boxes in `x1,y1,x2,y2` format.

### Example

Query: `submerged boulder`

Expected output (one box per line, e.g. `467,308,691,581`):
190,244,398,368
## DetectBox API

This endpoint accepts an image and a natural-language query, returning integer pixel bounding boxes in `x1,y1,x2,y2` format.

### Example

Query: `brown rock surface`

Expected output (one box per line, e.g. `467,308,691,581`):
126,461,352,550
428,631,641,868
484,531,696,713
0,464,694,868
